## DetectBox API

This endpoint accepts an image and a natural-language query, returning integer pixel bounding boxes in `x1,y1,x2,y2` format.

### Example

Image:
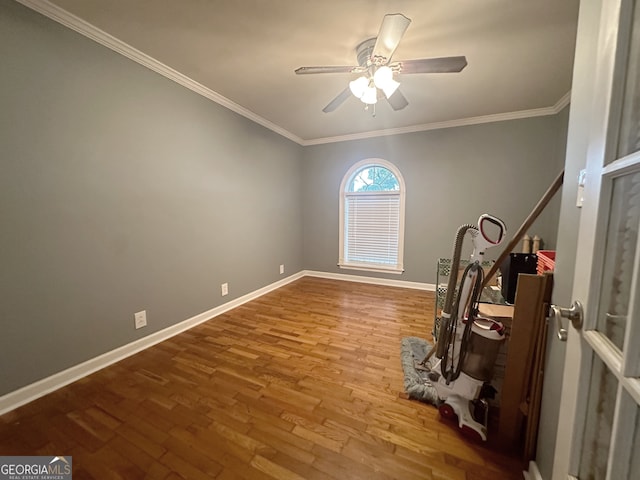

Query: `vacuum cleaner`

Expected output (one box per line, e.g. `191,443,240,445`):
420,214,507,441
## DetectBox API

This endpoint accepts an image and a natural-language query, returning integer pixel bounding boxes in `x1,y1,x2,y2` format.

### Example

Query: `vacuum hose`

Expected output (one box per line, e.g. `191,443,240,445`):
435,224,477,358
440,261,484,382
418,224,477,367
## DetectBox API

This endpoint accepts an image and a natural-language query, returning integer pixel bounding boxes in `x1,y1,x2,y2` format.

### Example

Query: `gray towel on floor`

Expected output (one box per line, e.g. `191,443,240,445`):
400,336,438,404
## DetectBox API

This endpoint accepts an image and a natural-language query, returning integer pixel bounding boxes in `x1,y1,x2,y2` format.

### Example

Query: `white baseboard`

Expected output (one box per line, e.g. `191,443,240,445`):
523,461,544,480
303,270,436,291
0,271,304,416
0,269,434,415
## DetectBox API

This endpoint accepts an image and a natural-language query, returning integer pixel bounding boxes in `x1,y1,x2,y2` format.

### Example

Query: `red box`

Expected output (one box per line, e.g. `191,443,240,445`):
537,250,556,274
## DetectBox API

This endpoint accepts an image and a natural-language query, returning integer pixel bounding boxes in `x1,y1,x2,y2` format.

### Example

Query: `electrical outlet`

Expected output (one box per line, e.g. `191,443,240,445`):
221,282,229,296
134,310,147,329
279,264,285,274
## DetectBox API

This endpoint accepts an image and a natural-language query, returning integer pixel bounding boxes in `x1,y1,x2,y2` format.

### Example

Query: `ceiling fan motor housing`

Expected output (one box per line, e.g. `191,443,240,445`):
356,38,378,67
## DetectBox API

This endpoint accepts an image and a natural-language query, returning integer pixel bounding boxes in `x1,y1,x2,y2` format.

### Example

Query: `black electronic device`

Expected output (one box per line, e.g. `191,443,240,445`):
500,253,538,304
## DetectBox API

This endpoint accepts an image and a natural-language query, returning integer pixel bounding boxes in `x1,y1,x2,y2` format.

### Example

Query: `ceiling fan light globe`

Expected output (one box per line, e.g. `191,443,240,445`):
373,65,393,88
349,76,368,98
362,85,378,104
374,65,400,98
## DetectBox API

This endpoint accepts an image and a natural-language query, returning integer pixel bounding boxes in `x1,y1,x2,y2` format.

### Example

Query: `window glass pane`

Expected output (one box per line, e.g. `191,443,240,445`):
624,390,640,478
578,355,617,480
618,1,640,158
596,170,640,350
348,166,399,192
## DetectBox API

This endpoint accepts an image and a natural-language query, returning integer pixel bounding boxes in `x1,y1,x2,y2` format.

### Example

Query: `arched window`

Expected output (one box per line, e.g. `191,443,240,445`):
339,159,405,274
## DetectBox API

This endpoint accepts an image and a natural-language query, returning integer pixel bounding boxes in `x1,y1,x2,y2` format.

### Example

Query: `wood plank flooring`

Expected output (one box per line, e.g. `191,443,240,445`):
0,277,523,479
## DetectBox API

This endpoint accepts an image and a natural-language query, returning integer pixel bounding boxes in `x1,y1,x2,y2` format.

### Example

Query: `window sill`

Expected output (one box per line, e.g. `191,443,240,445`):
338,263,404,275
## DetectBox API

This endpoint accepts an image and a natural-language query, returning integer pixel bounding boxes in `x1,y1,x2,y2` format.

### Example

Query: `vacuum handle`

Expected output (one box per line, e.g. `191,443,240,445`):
478,214,506,246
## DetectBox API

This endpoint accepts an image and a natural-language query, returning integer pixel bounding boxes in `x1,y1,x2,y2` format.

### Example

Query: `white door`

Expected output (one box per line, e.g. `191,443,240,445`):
553,0,640,479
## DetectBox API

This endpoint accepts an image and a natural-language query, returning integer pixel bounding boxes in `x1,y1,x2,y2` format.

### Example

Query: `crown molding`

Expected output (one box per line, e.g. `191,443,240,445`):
302,92,572,146
17,0,570,147
553,90,572,112
15,0,306,146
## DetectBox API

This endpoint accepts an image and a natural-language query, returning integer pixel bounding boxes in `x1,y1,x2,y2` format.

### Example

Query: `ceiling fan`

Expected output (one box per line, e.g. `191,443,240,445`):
295,13,467,113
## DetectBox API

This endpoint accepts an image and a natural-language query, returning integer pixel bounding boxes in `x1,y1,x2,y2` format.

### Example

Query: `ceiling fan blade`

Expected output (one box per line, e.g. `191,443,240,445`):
323,87,352,113
373,13,411,62
397,56,468,74
295,66,362,75
386,88,409,111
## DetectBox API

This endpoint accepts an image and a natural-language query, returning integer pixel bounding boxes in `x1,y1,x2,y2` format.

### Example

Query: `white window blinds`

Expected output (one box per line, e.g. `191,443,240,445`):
343,191,402,271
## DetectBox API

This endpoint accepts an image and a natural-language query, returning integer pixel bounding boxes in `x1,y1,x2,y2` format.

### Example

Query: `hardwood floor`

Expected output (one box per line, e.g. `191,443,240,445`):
0,277,523,479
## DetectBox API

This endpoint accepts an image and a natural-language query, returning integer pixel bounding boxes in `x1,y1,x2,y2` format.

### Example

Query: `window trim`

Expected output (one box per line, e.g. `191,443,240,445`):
338,158,406,274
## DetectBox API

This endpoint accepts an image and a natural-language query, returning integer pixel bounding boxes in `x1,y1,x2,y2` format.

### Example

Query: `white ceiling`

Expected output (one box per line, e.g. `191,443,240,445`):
31,0,580,145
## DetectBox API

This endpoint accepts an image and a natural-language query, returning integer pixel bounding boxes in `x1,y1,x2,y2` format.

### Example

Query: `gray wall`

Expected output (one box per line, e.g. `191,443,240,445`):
302,116,567,284
0,0,303,396
535,0,601,478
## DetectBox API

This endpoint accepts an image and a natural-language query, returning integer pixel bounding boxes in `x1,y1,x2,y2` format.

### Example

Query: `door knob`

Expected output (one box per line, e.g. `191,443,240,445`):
550,301,584,341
